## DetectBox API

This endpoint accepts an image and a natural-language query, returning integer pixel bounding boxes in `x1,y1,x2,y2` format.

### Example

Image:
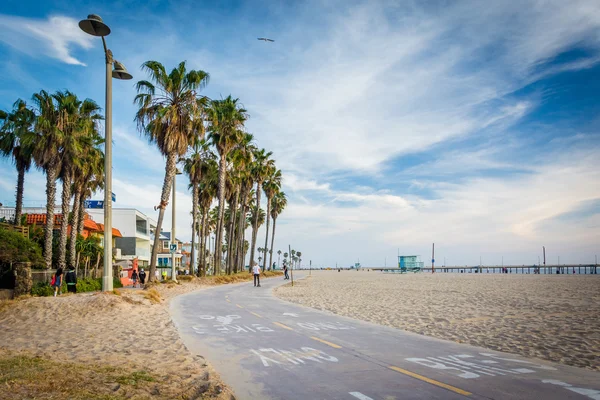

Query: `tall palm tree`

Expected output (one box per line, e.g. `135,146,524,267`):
135,61,209,282
69,145,103,268
197,156,218,276
207,96,247,275
269,191,287,271
262,168,281,270
31,90,65,269
183,140,210,275
0,99,35,226
249,148,273,269
54,91,102,269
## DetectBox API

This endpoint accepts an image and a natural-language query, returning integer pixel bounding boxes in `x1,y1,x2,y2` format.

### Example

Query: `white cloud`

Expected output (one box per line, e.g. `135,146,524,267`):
0,14,93,65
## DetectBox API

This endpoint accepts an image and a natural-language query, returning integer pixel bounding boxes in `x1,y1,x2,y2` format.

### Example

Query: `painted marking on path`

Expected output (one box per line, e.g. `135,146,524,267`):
226,299,231,303
250,311,262,318
283,312,299,317
349,392,374,400
236,304,244,309
273,322,294,331
310,336,342,349
389,366,472,396
542,380,600,400
251,347,339,367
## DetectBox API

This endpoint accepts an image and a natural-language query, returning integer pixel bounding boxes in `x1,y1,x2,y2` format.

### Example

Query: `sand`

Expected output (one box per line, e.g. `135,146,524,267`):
0,279,235,400
274,271,600,371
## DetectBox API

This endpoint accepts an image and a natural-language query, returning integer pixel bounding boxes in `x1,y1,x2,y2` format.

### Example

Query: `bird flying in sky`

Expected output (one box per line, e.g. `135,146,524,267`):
257,37,274,42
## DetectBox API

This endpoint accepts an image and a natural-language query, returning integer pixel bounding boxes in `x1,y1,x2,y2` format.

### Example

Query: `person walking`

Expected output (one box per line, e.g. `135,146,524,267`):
65,266,77,294
131,269,138,288
52,266,63,297
283,264,289,280
253,263,261,287
139,268,146,285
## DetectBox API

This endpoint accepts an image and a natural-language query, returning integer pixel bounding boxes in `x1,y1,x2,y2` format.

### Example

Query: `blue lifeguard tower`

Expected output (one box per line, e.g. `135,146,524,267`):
398,255,424,272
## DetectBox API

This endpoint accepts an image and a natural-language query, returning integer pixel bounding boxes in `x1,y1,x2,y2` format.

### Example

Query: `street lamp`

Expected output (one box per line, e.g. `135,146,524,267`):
171,168,182,281
79,14,132,292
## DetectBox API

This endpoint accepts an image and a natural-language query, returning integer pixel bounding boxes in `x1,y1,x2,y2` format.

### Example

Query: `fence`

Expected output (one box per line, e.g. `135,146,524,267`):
422,265,598,275
0,222,29,238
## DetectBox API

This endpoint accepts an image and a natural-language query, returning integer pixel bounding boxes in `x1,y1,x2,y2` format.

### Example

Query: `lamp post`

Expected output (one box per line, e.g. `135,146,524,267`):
171,168,182,282
79,14,132,292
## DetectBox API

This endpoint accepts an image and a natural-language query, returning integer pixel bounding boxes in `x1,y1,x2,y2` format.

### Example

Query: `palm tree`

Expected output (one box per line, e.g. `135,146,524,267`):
0,99,35,226
54,91,102,269
207,96,247,275
269,191,287,271
262,168,281,270
134,61,209,282
31,90,65,269
183,140,210,275
69,144,103,269
249,148,274,270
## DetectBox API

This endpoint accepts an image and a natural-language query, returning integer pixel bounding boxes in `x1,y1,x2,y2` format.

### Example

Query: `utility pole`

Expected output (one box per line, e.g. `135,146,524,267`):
289,244,294,286
432,243,435,273
310,260,312,276
543,246,546,272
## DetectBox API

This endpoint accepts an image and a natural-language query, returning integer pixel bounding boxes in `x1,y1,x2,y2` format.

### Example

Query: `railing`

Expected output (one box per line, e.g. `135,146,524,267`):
136,226,148,236
0,222,29,238
421,265,599,275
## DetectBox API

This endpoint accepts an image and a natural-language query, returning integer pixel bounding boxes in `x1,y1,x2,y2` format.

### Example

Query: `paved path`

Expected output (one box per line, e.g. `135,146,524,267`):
170,275,600,400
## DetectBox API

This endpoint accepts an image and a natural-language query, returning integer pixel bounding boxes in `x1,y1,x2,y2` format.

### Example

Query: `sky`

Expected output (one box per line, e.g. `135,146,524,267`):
0,0,599,268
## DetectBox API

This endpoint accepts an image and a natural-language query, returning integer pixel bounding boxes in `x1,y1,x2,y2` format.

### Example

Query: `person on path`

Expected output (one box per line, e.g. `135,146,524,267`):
65,266,77,294
155,269,160,281
131,269,138,288
139,269,146,285
162,270,168,281
53,266,63,297
253,264,261,287
283,264,289,280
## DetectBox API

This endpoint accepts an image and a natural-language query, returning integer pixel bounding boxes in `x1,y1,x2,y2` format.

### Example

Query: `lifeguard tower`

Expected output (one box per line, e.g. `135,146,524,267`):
398,255,424,273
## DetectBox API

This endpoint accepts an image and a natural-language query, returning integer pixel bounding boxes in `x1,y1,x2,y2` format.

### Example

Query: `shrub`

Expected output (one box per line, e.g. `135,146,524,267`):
178,275,194,281
0,227,44,266
31,277,123,296
31,281,65,297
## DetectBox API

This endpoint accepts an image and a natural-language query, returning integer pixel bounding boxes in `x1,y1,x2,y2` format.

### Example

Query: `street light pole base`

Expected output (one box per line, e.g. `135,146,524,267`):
102,275,114,292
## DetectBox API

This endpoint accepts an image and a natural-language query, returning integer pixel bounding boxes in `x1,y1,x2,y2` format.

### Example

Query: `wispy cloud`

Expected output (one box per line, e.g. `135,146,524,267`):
0,14,93,65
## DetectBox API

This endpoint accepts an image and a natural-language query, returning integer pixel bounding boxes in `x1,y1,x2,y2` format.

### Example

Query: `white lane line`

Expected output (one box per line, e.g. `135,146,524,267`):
349,392,374,400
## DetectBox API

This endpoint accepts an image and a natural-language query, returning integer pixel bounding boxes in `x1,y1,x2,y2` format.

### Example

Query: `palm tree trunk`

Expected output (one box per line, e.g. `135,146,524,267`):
190,184,198,275
58,171,72,268
198,208,204,276
269,216,277,273
199,208,207,276
263,196,272,270
249,181,262,270
77,194,85,235
14,166,25,226
227,190,239,274
237,192,248,272
214,155,227,275
44,161,59,269
69,188,81,268
149,152,177,282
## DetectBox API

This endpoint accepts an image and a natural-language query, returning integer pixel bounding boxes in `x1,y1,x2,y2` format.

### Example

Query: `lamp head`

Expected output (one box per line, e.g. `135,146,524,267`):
112,61,133,80
79,14,111,37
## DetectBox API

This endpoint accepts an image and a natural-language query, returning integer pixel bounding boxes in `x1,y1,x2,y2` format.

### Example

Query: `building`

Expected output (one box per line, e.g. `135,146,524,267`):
155,232,183,270
86,208,157,267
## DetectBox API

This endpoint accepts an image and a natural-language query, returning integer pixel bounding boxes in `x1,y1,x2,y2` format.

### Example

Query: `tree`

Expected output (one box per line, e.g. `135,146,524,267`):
207,96,247,275
31,90,65,269
197,155,218,276
0,99,35,226
53,91,102,269
262,168,281,270
269,191,287,271
183,140,210,275
135,61,209,282
249,148,273,270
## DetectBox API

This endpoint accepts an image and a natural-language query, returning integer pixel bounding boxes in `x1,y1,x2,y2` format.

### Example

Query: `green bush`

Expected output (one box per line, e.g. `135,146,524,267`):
0,227,44,266
31,277,123,296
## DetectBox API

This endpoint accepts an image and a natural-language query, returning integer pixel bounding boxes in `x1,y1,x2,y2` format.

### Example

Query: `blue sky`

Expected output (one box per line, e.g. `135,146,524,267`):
1,0,599,267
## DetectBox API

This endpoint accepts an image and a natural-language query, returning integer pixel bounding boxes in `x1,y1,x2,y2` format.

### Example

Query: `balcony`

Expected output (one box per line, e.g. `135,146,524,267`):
136,247,150,258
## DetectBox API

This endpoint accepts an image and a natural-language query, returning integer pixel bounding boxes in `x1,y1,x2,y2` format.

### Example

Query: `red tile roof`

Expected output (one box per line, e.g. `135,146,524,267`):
96,223,123,238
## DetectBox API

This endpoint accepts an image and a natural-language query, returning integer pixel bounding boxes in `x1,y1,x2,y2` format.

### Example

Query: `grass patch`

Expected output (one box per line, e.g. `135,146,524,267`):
0,349,161,400
115,370,155,386
198,271,283,285
178,275,194,281
143,288,162,304
112,289,121,296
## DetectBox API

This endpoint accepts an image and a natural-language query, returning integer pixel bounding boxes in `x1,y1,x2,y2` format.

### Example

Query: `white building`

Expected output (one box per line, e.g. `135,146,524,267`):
86,208,157,267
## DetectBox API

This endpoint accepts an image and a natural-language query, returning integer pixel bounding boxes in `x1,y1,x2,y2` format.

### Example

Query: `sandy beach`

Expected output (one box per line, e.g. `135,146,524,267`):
274,271,600,371
0,279,236,400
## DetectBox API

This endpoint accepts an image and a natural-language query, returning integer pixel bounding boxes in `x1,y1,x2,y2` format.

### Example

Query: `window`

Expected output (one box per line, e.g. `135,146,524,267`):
163,241,169,249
